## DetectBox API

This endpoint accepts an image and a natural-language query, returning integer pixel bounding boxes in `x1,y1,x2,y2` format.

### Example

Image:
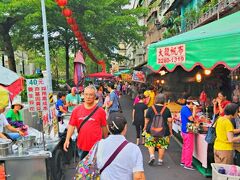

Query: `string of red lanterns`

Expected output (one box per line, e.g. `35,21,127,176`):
55,0,106,72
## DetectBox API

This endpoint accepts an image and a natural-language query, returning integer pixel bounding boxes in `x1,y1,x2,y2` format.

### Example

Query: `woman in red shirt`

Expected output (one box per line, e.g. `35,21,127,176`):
213,91,231,117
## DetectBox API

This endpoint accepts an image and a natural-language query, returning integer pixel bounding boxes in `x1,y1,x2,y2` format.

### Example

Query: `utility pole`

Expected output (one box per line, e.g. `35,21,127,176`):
41,0,52,92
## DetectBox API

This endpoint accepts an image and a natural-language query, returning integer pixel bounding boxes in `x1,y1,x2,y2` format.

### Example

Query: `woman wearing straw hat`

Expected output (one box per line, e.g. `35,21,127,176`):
6,99,25,128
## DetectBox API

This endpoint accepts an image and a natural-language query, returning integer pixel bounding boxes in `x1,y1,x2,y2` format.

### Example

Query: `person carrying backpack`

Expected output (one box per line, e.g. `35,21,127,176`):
143,94,172,166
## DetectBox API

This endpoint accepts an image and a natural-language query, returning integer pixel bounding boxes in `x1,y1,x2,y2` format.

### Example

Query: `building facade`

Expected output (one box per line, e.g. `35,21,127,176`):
126,0,240,70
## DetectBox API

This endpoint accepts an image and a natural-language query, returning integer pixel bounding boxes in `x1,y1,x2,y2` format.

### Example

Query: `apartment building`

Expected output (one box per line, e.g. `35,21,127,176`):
126,0,239,70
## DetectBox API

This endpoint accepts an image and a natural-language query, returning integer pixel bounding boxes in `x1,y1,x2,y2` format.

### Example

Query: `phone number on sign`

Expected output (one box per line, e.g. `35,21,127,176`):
157,56,185,65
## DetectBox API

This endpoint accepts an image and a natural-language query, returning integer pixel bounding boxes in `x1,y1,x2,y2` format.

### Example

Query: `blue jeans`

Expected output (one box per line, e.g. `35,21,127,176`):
7,133,21,140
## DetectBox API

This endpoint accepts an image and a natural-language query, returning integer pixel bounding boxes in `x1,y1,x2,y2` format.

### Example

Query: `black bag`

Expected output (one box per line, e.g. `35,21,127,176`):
77,106,99,133
150,105,166,137
205,119,218,144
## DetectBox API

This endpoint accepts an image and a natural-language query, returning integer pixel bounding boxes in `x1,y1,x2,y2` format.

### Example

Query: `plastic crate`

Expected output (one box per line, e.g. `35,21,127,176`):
211,163,240,180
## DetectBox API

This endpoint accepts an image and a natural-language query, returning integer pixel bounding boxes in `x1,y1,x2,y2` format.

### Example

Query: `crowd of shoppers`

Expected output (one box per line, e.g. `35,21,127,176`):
57,80,239,179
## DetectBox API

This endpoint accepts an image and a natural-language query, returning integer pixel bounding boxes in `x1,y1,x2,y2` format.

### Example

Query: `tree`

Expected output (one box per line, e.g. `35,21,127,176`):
3,0,147,79
0,0,41,72
69,0,147,59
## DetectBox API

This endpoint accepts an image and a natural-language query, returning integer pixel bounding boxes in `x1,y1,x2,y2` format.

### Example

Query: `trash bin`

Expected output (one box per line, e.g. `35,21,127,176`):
211,163,240,180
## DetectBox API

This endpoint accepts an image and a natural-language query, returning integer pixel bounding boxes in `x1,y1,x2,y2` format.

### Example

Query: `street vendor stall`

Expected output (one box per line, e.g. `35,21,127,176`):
0,76,74,180
168,103,212,175
147,11,240,176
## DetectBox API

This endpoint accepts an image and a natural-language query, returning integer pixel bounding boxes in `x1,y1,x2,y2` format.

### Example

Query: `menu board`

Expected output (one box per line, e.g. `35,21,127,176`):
26,78,49,112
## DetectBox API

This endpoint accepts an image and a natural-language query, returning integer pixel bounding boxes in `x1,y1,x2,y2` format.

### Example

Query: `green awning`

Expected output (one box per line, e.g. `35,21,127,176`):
147,11,240,72
114,69,131,76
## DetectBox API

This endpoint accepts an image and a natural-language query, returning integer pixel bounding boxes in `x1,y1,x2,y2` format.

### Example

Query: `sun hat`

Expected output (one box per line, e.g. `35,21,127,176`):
11,99,24,109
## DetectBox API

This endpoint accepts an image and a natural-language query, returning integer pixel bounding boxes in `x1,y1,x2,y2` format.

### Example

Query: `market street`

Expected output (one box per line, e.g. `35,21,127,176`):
64,95,207,180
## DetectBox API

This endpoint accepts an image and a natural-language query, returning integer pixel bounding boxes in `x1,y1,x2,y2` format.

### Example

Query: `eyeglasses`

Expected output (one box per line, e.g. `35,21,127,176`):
84,93,95,97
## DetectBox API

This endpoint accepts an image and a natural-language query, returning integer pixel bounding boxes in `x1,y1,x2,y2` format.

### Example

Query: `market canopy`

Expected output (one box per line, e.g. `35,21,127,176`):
87,72,114,78
147,11,240,72
0,87,9,108
114,69,131,76
0,66,24,100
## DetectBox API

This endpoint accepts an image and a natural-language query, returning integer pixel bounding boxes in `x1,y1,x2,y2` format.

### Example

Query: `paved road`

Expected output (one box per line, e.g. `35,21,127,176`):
64,95,208,180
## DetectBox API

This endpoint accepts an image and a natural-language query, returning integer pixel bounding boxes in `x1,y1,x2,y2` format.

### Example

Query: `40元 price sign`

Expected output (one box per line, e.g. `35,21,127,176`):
26,78,49,112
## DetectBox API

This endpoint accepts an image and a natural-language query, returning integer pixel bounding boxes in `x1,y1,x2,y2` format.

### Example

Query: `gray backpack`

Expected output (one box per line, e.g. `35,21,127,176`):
150,105,166,137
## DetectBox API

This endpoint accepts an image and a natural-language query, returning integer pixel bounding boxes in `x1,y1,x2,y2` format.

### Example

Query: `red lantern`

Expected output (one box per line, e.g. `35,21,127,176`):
57,0,67,8
62,8,72,17
81,42,88,49
74,31,81,37
71,24,78,31
66,17,76,25
78,36,84,41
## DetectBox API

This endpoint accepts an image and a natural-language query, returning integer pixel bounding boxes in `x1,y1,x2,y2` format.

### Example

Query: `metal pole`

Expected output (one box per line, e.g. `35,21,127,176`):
41,0,53,92
217,0,220,20
22,52,25,74
1,54,4,67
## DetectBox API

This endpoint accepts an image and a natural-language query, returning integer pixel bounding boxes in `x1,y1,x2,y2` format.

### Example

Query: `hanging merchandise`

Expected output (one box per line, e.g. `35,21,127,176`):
132,71,146,83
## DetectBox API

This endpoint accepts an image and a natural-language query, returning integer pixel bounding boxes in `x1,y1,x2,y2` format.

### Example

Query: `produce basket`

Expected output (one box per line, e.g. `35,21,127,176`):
211,163,240,180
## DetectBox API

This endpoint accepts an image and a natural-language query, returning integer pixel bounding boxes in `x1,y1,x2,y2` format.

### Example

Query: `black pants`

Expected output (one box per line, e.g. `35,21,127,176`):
135,124,143,138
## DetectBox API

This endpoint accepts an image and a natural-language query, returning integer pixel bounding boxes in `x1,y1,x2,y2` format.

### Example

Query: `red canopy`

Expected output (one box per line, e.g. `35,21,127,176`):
87,72,113,78
0,77,24,101
0,66,24,100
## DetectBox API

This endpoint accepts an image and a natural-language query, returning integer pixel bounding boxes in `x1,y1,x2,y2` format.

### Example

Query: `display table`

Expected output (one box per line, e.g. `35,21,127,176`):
193,133,208,168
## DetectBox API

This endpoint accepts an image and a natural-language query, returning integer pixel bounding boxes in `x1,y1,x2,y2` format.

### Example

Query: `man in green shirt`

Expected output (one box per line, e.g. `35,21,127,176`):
66,87,81,113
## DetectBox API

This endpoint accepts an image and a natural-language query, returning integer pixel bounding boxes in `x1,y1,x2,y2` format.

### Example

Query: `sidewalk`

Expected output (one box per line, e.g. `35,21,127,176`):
64,95,208,180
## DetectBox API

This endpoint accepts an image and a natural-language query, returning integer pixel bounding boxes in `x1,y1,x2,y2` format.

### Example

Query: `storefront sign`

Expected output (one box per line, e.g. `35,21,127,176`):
132,71,146,83
157,44,186,65
121,73,132,82
26,78,49,112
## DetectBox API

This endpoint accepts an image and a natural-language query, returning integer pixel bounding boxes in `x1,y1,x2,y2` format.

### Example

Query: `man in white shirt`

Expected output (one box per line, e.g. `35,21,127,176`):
0,106,24,140
96,112,145,180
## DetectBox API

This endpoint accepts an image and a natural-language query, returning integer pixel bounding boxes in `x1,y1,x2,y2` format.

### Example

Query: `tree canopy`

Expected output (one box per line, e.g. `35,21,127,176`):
0,0,147,82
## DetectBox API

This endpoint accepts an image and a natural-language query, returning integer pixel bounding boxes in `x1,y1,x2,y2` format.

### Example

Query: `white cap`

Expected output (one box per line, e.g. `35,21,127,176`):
192,101,200,106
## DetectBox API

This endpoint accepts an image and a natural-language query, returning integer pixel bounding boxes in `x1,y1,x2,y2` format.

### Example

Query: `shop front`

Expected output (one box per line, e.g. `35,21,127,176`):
147,11,240,176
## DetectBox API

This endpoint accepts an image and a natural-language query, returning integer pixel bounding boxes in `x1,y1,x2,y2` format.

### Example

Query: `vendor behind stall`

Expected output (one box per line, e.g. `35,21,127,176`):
0,106,24,140
212,91,230,117
6,99,25,128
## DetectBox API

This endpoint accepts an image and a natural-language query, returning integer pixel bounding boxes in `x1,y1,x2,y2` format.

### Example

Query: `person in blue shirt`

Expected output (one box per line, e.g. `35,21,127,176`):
56,92,67,124
107,83,119,114
180,98,197,170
